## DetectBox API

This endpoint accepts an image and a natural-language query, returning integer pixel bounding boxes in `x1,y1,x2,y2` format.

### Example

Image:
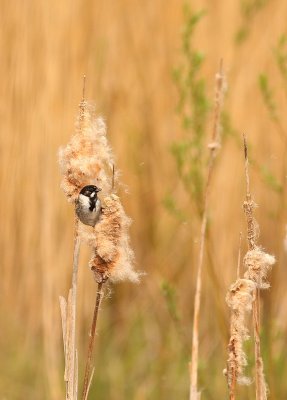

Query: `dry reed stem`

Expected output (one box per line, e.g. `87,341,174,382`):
243,136,268,400
237,233,242,279
189,60,226,400
229,233,243,400
75,350,78,400
71,218,80,399
59,296,67,355
225,278,255,397
84,368,95,400
229,351,236,400
59,217,80,400
82,281,103,400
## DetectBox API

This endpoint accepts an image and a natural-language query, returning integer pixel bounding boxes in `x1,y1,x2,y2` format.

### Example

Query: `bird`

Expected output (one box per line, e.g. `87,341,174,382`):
76,185,102,226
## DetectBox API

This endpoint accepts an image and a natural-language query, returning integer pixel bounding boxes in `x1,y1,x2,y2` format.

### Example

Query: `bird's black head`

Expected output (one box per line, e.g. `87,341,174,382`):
80,185,102,198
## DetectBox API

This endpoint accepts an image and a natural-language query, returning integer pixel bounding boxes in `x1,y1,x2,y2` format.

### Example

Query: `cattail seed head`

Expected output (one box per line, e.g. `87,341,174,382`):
59,102,115,202
225,278,256,387
244,248,275,289
89,194,139,284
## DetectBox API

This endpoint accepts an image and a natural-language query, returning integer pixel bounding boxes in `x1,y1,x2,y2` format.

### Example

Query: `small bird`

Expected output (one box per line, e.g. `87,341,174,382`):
76,185,102,226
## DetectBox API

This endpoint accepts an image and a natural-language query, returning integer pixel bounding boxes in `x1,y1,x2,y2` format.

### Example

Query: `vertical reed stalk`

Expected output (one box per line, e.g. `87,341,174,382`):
71,217,80,398
82,281,103,400
189,61,225,400
237,233,242,279
228,233,243,400
60,216,80,400
243,136,264,400
229,364,236,400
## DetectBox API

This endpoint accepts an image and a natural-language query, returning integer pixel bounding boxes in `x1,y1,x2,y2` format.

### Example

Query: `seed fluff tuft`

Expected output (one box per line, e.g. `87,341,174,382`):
224,278,256,388
89,194,139,284
59,102,115,202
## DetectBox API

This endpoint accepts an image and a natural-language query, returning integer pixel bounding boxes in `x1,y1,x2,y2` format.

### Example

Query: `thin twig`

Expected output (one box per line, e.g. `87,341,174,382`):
82,281,103,400
189,60,225,400
84,368,95,400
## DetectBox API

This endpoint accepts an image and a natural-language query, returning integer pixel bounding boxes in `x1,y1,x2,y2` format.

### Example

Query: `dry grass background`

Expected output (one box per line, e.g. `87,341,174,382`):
1,0,287,399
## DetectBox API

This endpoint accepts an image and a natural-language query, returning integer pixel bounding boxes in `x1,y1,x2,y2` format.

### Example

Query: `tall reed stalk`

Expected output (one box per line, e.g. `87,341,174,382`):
189,61,225,400
242,136,275,400
82,281,103,400
59,216,80,400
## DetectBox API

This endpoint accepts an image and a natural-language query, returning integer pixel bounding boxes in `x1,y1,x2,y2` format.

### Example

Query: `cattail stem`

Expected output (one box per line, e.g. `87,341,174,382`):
71,217,81,400
253,288,262,399
60,217,80,400
71,217,80,399
237,233,242,279
229,370,236,400
226,233,242,400
189,60,225,400
82,281,103,400
243,135,266,400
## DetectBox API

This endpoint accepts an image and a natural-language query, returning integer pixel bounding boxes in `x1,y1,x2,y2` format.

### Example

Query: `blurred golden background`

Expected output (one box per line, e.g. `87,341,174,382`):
1,0,287,399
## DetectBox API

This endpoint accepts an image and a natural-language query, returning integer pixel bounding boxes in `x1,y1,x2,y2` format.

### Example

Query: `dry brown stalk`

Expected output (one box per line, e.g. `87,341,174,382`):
225,278,255,398
189,60,226,400
71,218,80,399
242,135,275,400
227,233,244,400
82,282,103,400
85,368,95,400
59,217,80,400
237,233,242,279
232,232,242,399
243,136,263,400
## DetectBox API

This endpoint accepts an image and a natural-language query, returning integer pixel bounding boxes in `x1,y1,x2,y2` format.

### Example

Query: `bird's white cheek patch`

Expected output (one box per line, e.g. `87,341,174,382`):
79,194,90,207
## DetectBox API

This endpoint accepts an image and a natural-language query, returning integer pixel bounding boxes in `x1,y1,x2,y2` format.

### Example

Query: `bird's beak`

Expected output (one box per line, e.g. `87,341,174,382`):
96,187,102,192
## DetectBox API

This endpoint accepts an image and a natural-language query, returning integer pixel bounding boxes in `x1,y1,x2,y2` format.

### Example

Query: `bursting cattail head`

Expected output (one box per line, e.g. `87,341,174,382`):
59,101,115,203
89,194,139,284
244,248,275,289
224,278,256,387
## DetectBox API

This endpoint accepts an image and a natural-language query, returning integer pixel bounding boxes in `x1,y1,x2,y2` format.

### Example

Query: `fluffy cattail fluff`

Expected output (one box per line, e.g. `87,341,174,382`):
244,248,275,289
59,101,115,202
89,194,139,283
59,100,139,284
224,278,256,387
